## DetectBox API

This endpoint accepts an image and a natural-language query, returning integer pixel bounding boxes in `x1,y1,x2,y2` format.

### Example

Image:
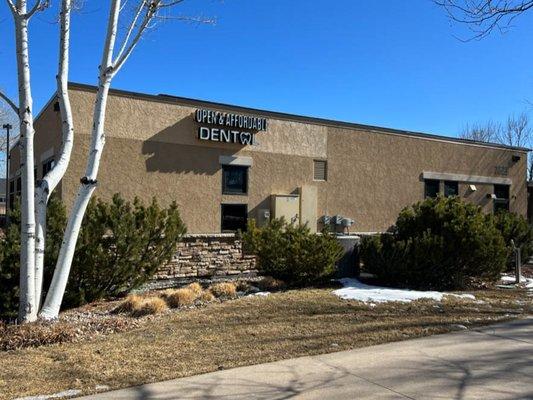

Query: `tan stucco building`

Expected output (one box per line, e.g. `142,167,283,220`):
9,83,529,234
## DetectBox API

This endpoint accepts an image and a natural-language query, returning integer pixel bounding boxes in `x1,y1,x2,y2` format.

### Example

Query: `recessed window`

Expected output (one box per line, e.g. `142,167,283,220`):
221,204,248,232
424,179,440,198
444,181,458,197
9,178,19,210
313,160,327,181
222,165,248,195
42,158,55,178
494,184,510,213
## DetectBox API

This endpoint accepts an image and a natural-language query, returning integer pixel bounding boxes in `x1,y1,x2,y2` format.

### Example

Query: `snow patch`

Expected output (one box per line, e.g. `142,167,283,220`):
248,291,271,297
15,389,82,400
333,278,475,303
501,274,533,288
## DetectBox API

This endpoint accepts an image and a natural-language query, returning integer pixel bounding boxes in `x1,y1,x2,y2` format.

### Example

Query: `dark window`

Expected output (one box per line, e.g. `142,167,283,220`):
494,184,510,213
313,160,327,181
222,165,248,195
444,181,458,197
42,158,55,178
221,204,248,232
425,179,440,198
9,178,20,210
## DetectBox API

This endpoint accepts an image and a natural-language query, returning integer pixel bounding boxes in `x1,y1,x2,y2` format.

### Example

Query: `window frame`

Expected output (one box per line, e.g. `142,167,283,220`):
424,179,440,199
222,165,248,196
493,184,510,213
443,180,459,197
42,157,56,178
220,203,248,232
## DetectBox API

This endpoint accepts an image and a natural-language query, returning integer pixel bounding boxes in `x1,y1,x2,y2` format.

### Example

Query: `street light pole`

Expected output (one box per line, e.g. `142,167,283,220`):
2,123,12,221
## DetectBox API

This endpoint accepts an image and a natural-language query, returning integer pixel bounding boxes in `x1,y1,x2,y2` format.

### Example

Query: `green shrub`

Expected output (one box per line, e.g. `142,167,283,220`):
360,196,507,290
492,211,533,270
0,194,186,318
62,195,186,308
242,218,343,286
0,196,66,320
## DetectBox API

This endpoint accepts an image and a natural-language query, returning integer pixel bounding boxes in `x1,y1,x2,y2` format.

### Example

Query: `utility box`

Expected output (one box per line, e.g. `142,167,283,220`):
336,235,361,278
258,209,271,227
271,194,300,224
299,185,318,233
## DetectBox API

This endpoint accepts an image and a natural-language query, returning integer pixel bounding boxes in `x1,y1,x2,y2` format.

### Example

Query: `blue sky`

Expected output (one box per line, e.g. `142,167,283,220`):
0,0,532,137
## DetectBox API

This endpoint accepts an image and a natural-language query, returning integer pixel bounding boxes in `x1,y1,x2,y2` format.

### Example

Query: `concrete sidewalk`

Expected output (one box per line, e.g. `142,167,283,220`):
80,318,533,400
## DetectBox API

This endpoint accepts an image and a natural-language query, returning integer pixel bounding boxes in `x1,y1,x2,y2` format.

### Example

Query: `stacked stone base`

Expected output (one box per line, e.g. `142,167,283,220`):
146,234,257,290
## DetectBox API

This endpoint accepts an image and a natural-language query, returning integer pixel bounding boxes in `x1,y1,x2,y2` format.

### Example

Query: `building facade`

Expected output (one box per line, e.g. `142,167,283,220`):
9,83,529,235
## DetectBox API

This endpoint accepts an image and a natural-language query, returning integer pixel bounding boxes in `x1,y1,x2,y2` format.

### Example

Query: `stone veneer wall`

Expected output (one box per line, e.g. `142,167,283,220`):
150,234,257,288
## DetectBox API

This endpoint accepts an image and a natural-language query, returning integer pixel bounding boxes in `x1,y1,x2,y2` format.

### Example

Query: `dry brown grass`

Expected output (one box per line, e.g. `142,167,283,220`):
164,288,197,308
0,321,78,351
131,297,168,317
235,280,251,292
198,290,216,303
186,282,203,296
0,287,530,400
258,276,287,292
209,282,237,298
114,294,143,314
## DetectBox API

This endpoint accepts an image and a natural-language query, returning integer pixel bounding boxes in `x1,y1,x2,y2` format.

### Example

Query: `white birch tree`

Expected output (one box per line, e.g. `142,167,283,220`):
40,0,201,320
34,0,74,310
1,0,208,322
3,0,52,322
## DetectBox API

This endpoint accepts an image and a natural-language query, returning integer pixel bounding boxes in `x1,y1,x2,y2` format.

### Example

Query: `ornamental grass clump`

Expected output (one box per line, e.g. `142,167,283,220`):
164,288,197,308
186,282,203,297
114,294,143,314
131,297,168,317
209,282,237,299
198,290,216,303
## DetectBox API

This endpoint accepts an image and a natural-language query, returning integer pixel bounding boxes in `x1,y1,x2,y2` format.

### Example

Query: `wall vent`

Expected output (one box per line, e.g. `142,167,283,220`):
313,160,327,181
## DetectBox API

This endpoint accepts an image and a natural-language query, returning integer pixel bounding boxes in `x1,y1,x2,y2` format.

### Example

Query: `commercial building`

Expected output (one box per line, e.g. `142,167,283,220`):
9,83,529,235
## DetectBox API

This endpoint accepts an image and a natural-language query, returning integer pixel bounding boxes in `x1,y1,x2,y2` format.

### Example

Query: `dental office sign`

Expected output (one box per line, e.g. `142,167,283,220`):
195,108,267,146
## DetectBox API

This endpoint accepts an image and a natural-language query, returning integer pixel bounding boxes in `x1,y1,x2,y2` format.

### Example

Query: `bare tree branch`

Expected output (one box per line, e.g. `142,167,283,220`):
435,0,533,40
461,111,533,179
112,0,214,75
114,0,148,65
5,0,17,15
25,0,51,19
0,91,19,115
460,120,500,142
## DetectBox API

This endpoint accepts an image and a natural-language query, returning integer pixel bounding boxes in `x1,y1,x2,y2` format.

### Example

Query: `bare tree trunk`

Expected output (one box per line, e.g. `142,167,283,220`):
34,0,73,309
14,0,37,323
39,0,121,320
40,0,189,319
